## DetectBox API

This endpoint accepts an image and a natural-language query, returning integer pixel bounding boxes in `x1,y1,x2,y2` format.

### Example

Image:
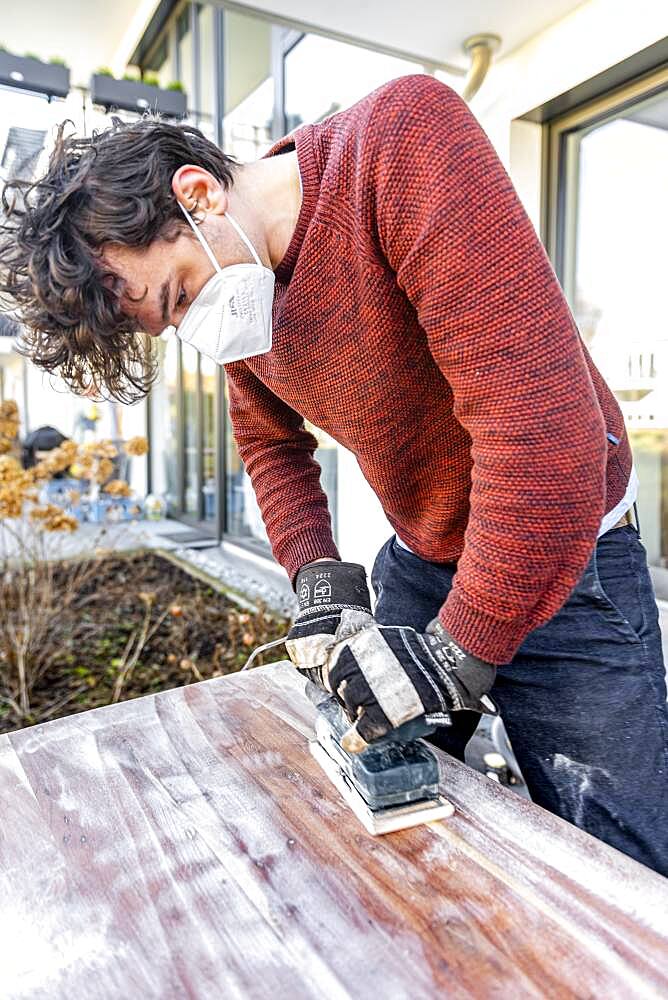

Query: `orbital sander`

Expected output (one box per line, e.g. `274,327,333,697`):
243,640,454,835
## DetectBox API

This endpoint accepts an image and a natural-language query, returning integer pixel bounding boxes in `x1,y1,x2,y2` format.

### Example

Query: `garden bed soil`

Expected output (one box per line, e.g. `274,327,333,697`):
0,550,288,734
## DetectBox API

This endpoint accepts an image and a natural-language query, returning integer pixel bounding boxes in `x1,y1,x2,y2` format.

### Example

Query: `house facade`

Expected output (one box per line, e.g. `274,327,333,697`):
1,1,667,599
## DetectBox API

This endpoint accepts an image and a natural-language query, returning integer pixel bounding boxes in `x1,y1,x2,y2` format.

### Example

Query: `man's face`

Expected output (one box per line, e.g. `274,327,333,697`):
102,222,220,338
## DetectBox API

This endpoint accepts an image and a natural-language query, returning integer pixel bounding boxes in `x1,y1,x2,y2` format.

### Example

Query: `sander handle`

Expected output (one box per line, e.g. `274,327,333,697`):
341,712,444,754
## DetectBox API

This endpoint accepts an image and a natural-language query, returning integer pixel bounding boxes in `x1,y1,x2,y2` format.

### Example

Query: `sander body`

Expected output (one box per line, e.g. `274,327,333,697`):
309,690,454,835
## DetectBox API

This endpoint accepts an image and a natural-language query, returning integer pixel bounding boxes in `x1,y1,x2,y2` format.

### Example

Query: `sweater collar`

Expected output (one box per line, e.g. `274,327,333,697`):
261,125,319,285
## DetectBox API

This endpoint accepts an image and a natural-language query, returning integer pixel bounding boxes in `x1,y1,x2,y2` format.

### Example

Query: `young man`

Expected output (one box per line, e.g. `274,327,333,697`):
1,75,666,875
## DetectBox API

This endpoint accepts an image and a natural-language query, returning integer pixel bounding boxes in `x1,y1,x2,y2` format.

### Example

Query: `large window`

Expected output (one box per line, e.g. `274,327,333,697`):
222,9,274,160
138,4,429,553
182,342,199,516
176,6,194,112
281,35,427,544
197,2,216,139
284,33,424,131
549,68,668,597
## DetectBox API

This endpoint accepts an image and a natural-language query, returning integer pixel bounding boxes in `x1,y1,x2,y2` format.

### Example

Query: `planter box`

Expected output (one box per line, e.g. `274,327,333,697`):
0,51,70,99
90,74,187,118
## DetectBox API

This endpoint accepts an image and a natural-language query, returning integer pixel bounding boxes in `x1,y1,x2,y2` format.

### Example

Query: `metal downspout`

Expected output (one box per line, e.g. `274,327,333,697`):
461,34,501,102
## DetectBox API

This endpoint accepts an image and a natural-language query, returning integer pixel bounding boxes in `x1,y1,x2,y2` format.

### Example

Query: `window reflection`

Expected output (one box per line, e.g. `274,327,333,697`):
176,6,193,109
284,33,423,131
182,341,199,516
222,9,274,161
200,354,217,523
153,35,172,90
162,337,180,513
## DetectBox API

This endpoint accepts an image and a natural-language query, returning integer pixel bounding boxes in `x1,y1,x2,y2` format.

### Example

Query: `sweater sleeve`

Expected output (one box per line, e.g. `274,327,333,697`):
225,360,340,582
372,75,607,664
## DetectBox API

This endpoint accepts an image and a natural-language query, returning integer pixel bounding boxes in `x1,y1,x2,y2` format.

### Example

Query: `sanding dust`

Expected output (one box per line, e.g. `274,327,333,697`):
551,753,609,827
425,821,660,997
434,751,667,936
0,903,115,994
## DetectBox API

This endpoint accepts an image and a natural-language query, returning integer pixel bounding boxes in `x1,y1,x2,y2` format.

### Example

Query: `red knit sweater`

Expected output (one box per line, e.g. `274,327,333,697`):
225,74,632,664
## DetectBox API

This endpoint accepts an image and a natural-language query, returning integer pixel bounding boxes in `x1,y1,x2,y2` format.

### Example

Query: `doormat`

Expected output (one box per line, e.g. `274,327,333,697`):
158,529,219,549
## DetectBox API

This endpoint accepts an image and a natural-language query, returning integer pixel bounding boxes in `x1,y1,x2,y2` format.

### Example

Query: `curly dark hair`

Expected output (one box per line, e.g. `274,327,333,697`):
0,115,238,402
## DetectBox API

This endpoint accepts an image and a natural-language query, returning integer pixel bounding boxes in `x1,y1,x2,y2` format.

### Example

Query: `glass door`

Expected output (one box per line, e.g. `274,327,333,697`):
223,378,269,547
151,336,221,538
221,7,274,161
549,69,668,598
162,336,181,513
181,341,199,518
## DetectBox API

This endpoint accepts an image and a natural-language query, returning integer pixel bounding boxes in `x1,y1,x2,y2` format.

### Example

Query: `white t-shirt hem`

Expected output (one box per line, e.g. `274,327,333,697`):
597,463,638,537
395,464,639,555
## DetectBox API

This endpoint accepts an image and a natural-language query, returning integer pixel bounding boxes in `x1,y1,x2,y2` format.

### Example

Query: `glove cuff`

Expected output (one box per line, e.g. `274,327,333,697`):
426,618,496,705
295,560,371,617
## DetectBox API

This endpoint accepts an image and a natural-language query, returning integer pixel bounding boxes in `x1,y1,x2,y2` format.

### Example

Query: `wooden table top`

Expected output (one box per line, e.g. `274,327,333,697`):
1,662,666,999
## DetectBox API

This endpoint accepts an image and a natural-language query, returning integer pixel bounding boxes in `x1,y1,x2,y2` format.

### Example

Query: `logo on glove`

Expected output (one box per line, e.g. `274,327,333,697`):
313,578,332,602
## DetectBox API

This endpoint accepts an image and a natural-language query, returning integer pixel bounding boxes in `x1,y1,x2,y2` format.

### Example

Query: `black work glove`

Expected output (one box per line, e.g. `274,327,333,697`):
285,560,375,682
321,618,497,751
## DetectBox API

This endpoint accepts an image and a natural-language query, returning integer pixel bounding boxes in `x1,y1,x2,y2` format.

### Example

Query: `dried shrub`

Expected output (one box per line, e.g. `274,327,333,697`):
0,551,288,732
103,478,131,497
0,399,152,725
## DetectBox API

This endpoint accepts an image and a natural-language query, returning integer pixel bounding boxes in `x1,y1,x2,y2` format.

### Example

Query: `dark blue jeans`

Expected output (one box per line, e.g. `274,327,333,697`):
371,526,668,876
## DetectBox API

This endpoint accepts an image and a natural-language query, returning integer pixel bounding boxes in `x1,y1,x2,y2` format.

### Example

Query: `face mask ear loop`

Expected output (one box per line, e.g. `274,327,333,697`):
178,200,222,274
224,211,264,268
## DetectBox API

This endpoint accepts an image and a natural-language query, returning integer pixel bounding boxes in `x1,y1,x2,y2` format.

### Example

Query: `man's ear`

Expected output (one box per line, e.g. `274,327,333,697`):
171,164,228,215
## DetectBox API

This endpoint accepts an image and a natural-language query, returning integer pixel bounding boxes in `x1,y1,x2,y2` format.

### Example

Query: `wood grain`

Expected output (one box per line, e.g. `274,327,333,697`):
0,662,666,999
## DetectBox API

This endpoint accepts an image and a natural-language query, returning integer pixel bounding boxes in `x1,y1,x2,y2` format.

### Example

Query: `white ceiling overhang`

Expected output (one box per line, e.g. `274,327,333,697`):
211,0,591,75
0,0,590,90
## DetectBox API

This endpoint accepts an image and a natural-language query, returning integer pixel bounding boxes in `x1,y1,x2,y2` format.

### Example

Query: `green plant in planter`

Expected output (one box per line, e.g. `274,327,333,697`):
23,52,41,61
96,66,114,77
123,71,140,82
167,80,185,92
49,56,68,67
143,73,160,88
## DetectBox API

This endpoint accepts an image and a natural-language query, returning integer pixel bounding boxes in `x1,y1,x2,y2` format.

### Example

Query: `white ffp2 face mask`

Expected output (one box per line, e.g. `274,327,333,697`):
173,201,275,365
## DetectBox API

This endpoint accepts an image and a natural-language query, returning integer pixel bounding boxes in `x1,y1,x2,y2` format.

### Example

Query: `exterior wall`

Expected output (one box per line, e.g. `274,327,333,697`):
469,0,668,165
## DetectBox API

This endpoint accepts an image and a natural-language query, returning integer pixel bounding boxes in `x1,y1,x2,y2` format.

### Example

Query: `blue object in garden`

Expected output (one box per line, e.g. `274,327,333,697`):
87,497,113,523
45,477,80,504
106,497,143,522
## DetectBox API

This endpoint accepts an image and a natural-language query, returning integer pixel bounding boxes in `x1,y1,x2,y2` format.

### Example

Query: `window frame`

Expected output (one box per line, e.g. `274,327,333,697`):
544,63,668,280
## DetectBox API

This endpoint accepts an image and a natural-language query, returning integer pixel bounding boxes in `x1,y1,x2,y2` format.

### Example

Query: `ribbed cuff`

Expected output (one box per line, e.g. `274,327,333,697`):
276,526,341,588
438,587,531,666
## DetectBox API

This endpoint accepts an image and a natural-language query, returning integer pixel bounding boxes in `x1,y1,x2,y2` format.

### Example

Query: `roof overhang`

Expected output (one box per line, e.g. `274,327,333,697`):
201,0,590,76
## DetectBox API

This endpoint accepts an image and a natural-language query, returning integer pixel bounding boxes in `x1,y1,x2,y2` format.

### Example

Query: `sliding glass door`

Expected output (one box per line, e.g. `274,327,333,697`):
145,2,430,553
154,336,221,537
549,66,668,598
